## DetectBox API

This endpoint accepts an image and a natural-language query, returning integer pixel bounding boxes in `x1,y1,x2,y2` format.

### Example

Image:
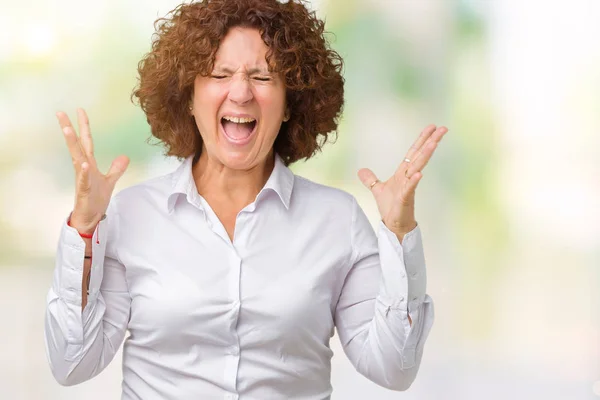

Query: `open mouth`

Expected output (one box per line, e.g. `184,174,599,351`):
220,116,257,144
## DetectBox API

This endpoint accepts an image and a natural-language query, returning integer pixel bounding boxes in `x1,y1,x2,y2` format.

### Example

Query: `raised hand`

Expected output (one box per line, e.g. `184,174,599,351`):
57,108,130,235
358,124,448,242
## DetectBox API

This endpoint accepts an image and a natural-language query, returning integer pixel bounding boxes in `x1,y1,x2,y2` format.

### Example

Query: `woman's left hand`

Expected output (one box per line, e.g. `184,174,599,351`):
358,124,448,243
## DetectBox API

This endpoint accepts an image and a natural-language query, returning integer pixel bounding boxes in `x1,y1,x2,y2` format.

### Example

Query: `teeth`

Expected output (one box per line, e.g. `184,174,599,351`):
223,116,256,124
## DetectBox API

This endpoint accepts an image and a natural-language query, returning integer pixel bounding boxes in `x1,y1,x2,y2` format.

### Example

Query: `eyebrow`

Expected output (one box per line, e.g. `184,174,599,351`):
213,66,271,75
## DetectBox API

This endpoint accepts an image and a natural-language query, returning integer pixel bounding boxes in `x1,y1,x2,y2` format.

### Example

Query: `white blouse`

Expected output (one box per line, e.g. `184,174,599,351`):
44,153,434,400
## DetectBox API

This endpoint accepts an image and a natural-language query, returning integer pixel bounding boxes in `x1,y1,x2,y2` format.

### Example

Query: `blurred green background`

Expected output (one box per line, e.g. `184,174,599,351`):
1,0,598,398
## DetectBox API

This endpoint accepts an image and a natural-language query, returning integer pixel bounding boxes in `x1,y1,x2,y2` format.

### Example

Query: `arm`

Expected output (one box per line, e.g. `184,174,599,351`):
44,199,130,386
334,197,434,391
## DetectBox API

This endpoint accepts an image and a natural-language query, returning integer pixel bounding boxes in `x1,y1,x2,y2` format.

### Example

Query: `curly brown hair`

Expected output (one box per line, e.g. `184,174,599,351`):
131,0,344,166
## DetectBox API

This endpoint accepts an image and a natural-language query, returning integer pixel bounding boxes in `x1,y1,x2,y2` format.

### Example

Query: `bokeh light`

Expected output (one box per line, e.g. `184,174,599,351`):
1,0,598,399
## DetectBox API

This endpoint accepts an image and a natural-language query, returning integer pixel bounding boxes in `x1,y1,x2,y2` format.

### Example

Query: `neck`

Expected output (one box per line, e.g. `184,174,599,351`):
192,150,275,208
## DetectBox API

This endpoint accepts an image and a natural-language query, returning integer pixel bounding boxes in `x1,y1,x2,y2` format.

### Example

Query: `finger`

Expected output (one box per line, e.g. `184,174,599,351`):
396,124,436,176
77,108,96,166
415,126,447,157
425,126,448,146
402,125,448,170
106,155,130,186
397,126,447,179
404,141,438,179
57,111,86,164
77,161,92,195
357,168,382,192
404,124,436,161
402,171,422,200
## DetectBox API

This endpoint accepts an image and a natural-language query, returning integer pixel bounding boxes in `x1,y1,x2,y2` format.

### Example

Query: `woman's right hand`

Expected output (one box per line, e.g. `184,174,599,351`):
57,108,130,235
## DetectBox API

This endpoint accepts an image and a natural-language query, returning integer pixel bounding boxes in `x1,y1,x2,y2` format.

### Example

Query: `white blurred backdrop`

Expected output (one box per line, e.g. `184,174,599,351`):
0,0,598,399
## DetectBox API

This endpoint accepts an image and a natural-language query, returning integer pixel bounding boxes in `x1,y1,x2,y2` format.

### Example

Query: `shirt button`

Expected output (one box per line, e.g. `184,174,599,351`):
229,346,239,356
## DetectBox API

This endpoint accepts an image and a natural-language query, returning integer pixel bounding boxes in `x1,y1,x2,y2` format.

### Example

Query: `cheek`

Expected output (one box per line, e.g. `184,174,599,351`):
194,86,227,132
256,89,286,119
196,86,226,109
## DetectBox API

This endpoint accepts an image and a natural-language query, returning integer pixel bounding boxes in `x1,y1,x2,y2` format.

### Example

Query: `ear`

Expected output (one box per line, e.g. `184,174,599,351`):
283,108,290,122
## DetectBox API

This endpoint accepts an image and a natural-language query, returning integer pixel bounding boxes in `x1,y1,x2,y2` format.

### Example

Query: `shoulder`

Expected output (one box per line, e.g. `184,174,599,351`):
288,175,375,254
111,168,179,213
115,175,171,201
291,175,357,216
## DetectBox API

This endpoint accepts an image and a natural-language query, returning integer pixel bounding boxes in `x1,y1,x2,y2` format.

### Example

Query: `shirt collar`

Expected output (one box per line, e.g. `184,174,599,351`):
261,153,294,209
166,153,294,214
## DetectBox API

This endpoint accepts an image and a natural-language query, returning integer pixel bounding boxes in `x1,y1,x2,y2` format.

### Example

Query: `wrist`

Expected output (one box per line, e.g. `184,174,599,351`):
385,221,417,244
69,211,102,235
68,216,98,237
67,219,95,238
384,219,417,235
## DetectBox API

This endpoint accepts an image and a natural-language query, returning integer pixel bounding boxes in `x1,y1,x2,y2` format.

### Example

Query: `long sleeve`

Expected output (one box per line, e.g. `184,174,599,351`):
44,198,130,386
334,196,434,391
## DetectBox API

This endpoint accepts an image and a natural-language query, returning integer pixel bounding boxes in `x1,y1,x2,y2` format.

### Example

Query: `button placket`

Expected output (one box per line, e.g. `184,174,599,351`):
228,346,239,356
223,250,242,391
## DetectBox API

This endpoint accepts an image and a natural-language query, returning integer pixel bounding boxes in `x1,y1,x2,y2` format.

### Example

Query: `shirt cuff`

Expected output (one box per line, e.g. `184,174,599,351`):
377,221,427,309
54,213,109,306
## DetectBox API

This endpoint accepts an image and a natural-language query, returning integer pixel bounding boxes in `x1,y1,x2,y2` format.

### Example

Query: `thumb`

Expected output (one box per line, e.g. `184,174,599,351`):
107,155,130,185
357,168,380,191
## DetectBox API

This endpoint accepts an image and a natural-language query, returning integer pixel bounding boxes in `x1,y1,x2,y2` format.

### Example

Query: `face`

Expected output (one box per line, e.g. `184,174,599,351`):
190,27,289,171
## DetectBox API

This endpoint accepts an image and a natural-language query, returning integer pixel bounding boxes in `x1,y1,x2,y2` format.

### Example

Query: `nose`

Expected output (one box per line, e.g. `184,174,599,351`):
227,74,253,105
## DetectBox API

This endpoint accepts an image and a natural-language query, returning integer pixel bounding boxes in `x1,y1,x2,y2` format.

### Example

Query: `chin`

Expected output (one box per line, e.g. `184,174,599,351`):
215,148,265,171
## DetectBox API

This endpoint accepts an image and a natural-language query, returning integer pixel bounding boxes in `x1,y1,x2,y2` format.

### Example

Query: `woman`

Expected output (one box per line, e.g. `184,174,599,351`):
45,0,446,398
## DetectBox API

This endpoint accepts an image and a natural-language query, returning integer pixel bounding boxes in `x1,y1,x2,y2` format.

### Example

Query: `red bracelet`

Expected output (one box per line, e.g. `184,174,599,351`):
67,219,94,239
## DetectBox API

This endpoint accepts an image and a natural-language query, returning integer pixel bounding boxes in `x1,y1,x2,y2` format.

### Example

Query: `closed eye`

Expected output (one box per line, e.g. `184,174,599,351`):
211,75,228,79
253,77,271,82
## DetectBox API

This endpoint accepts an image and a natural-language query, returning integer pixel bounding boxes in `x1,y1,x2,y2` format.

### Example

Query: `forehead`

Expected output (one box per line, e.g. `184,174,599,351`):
214,27,271,69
